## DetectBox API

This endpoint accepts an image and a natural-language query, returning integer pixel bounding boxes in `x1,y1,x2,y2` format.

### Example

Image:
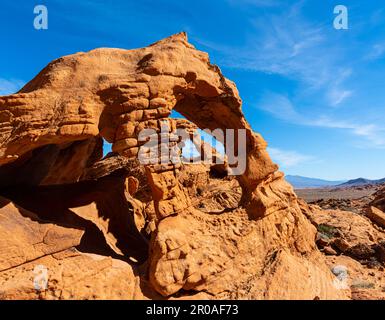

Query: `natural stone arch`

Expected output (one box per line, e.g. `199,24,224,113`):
0,33,350,300
0,32,278,219
0,33,284,248
94,32,279,219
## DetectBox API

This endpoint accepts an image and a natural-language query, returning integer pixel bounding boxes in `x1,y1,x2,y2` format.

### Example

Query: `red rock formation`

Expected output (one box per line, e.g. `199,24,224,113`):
301,200,385,299
0,33,349,299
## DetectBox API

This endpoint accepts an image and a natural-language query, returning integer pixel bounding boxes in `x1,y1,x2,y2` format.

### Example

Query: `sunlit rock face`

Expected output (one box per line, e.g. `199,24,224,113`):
0,33,349,300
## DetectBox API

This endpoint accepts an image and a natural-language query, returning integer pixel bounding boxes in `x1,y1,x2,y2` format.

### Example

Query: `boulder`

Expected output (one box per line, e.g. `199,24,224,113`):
367,206,385,229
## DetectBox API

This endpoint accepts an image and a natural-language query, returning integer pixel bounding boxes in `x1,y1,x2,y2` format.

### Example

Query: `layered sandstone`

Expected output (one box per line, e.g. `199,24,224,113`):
0,33,350,300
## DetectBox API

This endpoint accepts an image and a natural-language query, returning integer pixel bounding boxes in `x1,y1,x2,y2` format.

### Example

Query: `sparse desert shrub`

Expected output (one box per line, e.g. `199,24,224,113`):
351,280,375,289
317,224,340,239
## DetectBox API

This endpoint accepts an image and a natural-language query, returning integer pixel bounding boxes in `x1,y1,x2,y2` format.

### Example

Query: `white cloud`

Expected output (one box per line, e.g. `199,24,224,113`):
327,68,353,106
0,78,25,96
306,117,385,147
196,1,352,106
258,93,300,121
365,43,385,61
259,92,385,147
351,124,385,147
195,1,383,148
267,147,313,168
328,88,353,106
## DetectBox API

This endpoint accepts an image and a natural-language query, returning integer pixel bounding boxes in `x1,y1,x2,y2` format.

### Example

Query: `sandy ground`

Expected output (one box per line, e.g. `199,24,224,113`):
295,186,378,202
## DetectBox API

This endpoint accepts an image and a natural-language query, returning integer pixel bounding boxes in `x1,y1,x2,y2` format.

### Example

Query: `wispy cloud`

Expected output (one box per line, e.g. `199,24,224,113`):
267,147,314,168
259,92,385,147
0,78,25,96
365,43,385,60
326,68,353,106
312,117,385,147
258,93,299,122
196,1,352,106
327,88,353,106
194,2,385,150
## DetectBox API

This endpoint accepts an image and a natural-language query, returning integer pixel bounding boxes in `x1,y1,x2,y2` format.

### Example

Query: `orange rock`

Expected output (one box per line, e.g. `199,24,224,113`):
0,197,145,300
367,206,385,228
0,33,351,300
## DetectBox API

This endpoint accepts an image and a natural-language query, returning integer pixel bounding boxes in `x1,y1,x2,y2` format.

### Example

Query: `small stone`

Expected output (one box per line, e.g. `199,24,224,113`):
323,246,337,256
333,238,350,252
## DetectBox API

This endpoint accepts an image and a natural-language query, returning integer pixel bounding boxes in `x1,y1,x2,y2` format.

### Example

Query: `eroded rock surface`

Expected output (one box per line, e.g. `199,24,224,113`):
0,33,351,300
0,197,146,300
300,200,385,299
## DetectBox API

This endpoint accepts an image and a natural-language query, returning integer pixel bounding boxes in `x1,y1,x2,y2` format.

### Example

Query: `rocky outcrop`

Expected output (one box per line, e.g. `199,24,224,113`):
0,197,83,271
301,200,385,299
0,197,146,300
303,202,385,253
149,203,345,299
370,186,385,212
367,206,385,229
0,33,350,299
326,255,385,300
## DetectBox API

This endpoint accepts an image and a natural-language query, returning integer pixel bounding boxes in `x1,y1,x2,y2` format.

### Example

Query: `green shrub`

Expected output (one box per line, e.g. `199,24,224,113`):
317,224,339,239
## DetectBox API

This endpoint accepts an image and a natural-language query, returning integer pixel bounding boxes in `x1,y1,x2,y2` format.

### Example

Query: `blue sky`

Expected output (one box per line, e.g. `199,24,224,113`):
1,0,385,180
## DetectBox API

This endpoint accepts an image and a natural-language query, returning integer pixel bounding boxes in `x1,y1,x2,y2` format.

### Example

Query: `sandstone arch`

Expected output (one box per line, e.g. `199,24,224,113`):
0,33,277,218
0,33,349,299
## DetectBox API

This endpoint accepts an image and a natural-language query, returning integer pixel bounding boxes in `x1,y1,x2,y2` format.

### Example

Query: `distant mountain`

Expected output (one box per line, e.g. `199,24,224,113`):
338,177,385,187
287,175,385,189
286,175,347,189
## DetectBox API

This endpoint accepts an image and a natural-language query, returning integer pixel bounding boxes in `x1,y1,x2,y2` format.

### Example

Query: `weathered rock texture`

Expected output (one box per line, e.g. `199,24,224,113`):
0,197,146,300
0,33,350,299
300,199,385,299
367,206,385,229
370,186,385,212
